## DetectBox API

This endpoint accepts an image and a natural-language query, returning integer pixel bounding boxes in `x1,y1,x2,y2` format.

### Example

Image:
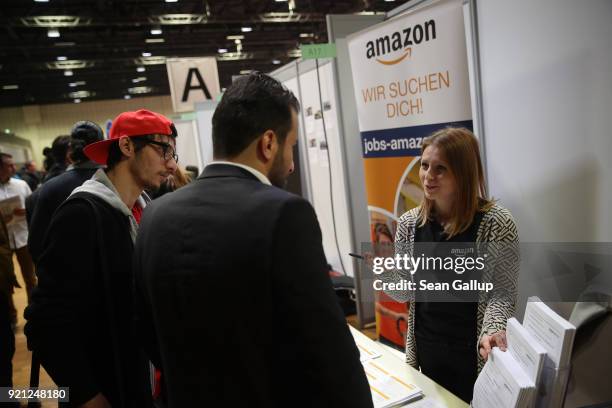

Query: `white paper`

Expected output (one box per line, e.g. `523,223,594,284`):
523,298,576,368
356,342,382,362
522,299,576,408
0,195,21,226
364,360,423,408
472,348,535,408
506,317,546,383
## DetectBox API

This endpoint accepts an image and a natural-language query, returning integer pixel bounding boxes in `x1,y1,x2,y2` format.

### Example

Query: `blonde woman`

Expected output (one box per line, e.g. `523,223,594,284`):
382,127,519,402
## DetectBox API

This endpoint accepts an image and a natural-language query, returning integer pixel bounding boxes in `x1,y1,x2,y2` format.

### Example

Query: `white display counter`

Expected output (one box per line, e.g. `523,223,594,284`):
350,326,469,408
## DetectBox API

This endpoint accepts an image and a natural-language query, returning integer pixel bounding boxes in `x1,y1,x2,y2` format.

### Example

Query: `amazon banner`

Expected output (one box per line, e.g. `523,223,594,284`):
347,0,473,348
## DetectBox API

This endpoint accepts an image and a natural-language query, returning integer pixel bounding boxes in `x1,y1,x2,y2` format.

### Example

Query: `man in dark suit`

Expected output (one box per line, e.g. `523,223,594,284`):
134,72,373,408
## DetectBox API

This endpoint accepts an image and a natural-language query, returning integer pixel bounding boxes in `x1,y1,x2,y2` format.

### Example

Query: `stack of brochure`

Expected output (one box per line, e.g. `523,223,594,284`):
472,299,576,408
356,342,382,362
523,297,576,408
363,360,423,408
506,318,547,407
472,347,536,408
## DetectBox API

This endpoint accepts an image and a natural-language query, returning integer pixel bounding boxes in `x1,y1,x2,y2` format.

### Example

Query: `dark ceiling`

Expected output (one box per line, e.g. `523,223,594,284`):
0,0,403,108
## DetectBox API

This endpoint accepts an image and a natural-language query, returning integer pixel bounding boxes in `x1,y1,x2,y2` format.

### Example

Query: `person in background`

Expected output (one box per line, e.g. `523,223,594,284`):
184,165,199,179
27,121,104,264
133,72,373,407
0,213,19,407
25,109,178,408
42,135,71,183
380,127,519,403
42,147,53,174
148,166,192,199
19,160,41,192
0,153,35,327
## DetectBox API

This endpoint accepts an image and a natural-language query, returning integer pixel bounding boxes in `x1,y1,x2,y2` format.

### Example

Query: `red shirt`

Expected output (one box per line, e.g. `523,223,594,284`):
132,202,143,225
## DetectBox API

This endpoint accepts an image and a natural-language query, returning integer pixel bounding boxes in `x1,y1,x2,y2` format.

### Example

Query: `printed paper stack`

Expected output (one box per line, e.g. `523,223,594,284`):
363,360,423,408
356,342,383,362
472,299,576,408
506,318,547,407
472,347,536,407
523,297,576,408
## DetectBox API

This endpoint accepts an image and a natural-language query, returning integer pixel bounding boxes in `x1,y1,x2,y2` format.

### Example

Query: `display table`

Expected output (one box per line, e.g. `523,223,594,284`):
350,326,469,408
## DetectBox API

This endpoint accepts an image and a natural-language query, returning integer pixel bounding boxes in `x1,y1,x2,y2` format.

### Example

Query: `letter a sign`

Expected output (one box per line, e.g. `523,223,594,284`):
166,57,221,113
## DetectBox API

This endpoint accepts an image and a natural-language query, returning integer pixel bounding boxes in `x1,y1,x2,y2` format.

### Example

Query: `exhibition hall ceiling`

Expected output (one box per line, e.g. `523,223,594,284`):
0,0,401,108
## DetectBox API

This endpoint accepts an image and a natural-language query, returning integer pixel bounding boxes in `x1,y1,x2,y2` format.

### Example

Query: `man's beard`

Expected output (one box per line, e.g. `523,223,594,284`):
268,152,289,189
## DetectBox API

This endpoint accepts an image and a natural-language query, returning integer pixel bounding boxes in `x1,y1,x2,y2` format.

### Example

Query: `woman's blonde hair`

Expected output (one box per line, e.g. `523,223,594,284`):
418,127,494,238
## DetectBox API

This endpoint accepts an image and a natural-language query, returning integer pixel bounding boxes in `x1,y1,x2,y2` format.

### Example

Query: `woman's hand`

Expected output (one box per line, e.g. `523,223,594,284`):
479,330,507,361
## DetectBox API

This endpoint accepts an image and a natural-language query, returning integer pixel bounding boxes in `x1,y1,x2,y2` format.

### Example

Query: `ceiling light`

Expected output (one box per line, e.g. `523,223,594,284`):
275,0,288,2
69,82,77,87
149,13,205,25
47,60,93,70
64,69,73,76
287,48,301,58
34,0,50,2
226,35,244,41
384,0,396,2
57,55,67,61
132,77,147,83
234,39,241,44
165,0,178,2
150,27,162,35
128,86,153,94
2,85,19,90
69,80,86,87
48,28,60,38
124,95,131,100
272,59,281,65
136,56,166,65
69,90,91,98
142,52,152,57
136,66,146,72
240,70,252,75
218,48,228,54
4,129,10,134
241,27,252,33
146,38,165,43
22,15,90,27
74,98,81,103
299,33,314,38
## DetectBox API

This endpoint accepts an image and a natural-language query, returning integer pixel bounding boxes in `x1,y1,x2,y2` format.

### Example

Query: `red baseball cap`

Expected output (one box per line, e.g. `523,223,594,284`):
84,109,176,165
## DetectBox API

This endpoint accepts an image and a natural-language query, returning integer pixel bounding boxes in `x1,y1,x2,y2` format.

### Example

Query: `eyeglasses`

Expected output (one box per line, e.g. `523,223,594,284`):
146,140,178,163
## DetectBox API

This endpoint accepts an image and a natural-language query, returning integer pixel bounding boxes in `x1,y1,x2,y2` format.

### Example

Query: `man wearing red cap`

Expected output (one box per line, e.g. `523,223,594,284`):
25,109,178,408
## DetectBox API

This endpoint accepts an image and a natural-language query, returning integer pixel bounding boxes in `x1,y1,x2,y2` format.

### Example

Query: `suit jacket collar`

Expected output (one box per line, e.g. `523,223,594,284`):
199,163,263,183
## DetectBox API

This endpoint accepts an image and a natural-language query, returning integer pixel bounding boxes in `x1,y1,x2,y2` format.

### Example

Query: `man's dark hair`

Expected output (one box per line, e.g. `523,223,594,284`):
70,121,104,164
106,137,149,170
50,135,71,164
0,152,12,165
212,72,299,158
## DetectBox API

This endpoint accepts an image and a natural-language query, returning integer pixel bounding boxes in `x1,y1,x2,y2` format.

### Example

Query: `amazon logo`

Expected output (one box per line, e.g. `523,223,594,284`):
366,19,436,65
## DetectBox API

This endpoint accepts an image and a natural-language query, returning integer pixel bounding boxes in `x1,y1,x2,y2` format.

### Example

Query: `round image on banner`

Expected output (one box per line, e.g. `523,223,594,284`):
368,209,407,348
395,156,423,217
